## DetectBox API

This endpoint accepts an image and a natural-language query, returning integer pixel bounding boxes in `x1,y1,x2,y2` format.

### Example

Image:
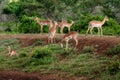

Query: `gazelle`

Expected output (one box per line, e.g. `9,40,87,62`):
34,17,53,33
59,19,74,33
7,46,18,57
59,31,78,50
86,16,109,35
48,21,58,43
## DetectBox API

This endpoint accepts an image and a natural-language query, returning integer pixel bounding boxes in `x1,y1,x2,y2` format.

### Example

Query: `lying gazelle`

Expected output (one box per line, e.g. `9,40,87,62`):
7,46,18,57
59,31,78,50
34,17,53,33
58,19,74,33
86,16,109,35
48,21,58,43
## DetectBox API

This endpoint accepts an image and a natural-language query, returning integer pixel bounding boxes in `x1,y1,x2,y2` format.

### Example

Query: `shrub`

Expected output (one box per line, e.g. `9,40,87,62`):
107,44,120,55
107,61,120,74
31,47,52,58
32,39,43,46
24,46,56,66
18,15,40,33
3,2,23,16
103,18,120,35
19,52,27,58
82,46,95,53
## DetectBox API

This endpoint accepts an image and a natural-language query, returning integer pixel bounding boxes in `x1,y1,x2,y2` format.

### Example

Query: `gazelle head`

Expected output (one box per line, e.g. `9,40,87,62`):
71,21,74,24
34,17,39,21
104,16,109,21
58,42,63,48
7,46,11,52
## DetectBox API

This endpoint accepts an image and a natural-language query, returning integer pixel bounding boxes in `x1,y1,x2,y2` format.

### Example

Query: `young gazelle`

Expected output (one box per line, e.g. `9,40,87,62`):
59,19,74,33
48,21,58,43
59,31,78,50
7,46,18,57
34,17,53,33
86,16,109,35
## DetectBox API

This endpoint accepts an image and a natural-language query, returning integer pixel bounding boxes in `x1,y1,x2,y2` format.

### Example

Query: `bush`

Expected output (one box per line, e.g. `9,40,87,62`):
32,39,43,46
23,46,56,66
107,61,120,74
31,47,52,58
19,52,27,58
107,44,120,55
103,18,120,35
3,2,23,16
82,46,95,53
18,15,40,33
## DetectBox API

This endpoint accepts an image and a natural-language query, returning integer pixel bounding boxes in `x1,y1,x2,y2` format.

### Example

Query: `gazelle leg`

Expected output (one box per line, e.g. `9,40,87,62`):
68,27,70,33
90,27,94,35
100,27,103,35
51,38,53,43
74,38,78,49
60,43,63,48
60,39,64,48
60,27,64,33
86,27,90,35
97,28,100,35
41,26,43,33
47,37,49,43
52,38,54,43
65,40,69,50
53,37,56,43
48,37,50,44
52,37,54,43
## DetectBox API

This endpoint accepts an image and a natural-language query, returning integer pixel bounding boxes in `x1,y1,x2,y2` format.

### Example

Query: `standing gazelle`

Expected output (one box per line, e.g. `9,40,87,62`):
86,16,109,35
59,31,78,50
48,21,58,43
58,19,74,33
34,17,53,33
7,46,18,57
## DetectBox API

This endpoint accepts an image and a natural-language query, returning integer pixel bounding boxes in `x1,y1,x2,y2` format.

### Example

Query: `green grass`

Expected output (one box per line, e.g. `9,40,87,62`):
0,39,120,80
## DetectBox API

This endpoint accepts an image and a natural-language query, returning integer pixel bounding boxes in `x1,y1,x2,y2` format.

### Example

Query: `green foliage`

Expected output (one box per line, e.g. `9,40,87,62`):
1,0,120,35
107,61,120,74
3,2,23,16
103,18,120,35
19,52,27,58
23,46,56,66
32,39,43,46
0,22,19,33
18,15,40,33
31,47,52,58
82,46,95,53
107,44,120,55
